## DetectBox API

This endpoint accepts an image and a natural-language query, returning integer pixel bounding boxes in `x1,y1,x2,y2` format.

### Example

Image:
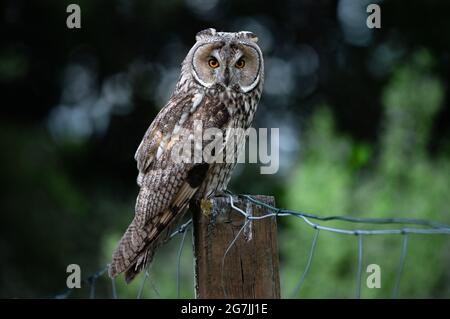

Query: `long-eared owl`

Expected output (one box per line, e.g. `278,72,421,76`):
109,28,264,282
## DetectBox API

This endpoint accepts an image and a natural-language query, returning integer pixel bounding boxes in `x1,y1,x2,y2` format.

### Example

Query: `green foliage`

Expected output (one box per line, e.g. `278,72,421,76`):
281,50,450,298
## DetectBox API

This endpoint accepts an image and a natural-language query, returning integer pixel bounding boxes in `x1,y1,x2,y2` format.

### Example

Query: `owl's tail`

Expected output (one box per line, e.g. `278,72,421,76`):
109,208,187,283
110,177,203,283
108,219,152,283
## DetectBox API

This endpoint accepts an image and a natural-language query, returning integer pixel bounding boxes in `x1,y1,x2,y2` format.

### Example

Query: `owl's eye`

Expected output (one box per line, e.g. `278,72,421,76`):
208,58,220,68
235,58,245,68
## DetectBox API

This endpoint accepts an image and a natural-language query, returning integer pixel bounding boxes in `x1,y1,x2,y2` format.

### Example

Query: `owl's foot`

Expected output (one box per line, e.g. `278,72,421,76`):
200,199,213,217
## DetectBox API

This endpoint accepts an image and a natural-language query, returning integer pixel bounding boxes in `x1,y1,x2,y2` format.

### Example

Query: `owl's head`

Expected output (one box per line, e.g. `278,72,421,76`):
185,28,264,93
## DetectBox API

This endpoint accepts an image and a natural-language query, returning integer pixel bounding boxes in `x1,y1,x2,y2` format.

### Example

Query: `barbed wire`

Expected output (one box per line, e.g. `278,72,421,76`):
51,192,450,299
225,192,450,298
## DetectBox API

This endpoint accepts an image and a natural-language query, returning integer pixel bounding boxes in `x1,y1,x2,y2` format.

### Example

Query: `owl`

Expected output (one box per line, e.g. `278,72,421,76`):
109,28,264,283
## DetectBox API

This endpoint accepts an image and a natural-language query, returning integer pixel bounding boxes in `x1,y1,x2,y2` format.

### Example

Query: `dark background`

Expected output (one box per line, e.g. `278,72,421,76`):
1,0,449,298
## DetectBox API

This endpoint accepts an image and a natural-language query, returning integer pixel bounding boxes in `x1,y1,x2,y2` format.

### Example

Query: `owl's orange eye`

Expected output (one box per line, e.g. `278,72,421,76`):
208,58,219,68
235,58,245,68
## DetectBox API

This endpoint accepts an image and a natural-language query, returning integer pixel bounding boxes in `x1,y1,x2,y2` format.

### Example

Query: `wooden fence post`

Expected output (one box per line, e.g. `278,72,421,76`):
192,195,280,299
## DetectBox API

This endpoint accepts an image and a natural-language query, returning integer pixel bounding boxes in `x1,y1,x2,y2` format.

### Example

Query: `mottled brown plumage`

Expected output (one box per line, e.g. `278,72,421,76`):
109,28,264,283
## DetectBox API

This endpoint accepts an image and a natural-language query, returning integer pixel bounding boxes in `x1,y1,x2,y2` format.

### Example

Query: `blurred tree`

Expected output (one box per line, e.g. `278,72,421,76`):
283,50,449,298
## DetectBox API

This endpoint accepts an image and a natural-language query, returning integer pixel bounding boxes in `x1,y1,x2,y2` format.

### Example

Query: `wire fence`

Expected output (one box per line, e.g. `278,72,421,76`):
52,191,450,299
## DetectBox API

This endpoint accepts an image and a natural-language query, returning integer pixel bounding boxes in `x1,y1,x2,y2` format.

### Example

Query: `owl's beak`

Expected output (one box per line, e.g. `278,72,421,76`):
222,67,231,87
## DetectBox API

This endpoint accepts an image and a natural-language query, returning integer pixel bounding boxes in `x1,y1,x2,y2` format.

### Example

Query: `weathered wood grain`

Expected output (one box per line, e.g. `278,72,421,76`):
192,195,280,299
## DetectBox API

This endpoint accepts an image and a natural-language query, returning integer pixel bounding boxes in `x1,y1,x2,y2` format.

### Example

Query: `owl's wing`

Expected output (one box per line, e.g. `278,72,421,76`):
133,93,204,225
109,92,230,282
134,94,192,176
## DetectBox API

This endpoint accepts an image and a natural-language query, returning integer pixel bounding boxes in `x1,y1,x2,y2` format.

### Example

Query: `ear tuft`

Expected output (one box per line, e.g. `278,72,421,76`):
196,28,217,41
239,31,258,43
